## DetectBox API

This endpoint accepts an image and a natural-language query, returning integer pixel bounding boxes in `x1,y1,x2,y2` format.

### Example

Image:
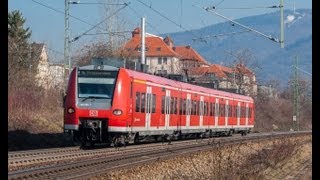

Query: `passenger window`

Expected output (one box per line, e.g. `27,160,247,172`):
220,104,225,117
215,102,219,117
161,96,165,114
152,94,156,113
174,97,178,114
141,93,146,113
170,97,174,114
204,102,208,116
135,92,140,112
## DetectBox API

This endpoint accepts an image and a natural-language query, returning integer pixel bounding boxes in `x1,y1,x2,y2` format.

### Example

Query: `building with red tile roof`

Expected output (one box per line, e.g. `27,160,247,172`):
120,27,181,75
173,45,209,66
119,27,257,96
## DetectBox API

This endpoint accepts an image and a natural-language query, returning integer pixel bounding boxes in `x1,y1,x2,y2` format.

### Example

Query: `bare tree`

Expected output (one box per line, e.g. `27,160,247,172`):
98,0,131,51
226,48,261,96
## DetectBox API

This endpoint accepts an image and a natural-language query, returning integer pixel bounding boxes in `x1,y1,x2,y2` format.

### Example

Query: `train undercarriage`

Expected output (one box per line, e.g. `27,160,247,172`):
66,119,250,148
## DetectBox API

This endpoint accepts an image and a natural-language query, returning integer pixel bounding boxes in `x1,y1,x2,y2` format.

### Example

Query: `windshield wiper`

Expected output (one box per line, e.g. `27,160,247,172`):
81,96,111,102
81,96,96,102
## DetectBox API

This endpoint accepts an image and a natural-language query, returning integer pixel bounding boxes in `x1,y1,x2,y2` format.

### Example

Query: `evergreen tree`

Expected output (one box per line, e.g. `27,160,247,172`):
8,10,32,70
8,10,31,43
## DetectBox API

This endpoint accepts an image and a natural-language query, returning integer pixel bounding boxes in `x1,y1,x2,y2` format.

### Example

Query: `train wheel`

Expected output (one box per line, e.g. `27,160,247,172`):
241,131,247,136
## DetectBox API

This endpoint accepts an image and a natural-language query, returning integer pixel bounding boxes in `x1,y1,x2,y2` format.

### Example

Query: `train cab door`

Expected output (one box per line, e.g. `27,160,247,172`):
215,98,219,127
164,90,171,130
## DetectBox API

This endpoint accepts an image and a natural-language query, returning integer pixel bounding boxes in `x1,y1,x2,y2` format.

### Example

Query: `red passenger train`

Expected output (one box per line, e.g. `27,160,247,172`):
64,64,254,146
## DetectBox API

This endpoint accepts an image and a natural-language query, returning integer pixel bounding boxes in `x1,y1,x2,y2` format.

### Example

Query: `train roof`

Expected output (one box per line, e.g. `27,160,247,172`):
122,68,253,102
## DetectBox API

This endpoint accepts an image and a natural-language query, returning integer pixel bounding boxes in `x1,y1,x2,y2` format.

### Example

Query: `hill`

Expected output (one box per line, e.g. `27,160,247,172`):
165,9,312,86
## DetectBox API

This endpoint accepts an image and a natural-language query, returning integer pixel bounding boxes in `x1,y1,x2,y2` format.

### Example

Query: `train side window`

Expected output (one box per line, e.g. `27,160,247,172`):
135,92,141,112
220,103,225,117
204,102,208,116
191,100,194,115
152,94,156,113
184,99,186,115
170,97,174,114
179,98,183,115
161,96,165,114
196,101,198,115
191,101,195,115
241,106,245,118
141,93,146,113
225,104,228,118
174,97,178,114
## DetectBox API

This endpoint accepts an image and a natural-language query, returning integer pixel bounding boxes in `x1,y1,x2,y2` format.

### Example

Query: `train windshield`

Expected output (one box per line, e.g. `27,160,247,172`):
77,70,118,99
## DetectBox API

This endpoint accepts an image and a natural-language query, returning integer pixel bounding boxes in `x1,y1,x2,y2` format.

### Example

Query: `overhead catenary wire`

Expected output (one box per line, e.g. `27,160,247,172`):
135,0,199,39
127,4,162,35
208,5,281,10
31,0,128,34
192,30,251,42
197,5,281,43
70,3,129,43
69,2,126,5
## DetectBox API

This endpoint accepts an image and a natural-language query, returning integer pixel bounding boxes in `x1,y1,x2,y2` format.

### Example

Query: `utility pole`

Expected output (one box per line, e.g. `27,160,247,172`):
293,56,299,131
64,0,71,84
141,17,146,65
280,0,284,48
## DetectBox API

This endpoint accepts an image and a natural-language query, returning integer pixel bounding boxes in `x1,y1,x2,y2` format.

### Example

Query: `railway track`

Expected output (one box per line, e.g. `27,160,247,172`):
8,131,311,180
8,136,229,172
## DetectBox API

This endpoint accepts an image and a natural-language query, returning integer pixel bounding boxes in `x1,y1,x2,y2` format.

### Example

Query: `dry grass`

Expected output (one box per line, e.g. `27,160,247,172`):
94,135,311,180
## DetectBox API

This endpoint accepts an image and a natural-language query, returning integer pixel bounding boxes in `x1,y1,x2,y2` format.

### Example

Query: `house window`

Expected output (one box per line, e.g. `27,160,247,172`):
158,57,168,65
163,57,167,64
156,47,161,51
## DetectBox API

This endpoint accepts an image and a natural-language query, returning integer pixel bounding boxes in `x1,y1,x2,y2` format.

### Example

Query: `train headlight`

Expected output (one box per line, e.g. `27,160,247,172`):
113,109,122,116
67,107,75,114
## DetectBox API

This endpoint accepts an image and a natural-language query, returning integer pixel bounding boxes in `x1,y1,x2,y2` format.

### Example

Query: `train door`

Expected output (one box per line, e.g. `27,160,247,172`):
203,96,210,129
164,90,171,130
186,94,191,129
245,103,249,126
218,99,225,126
169,90,179,130
237,102,240,126
199,96,204,128
145,86,152,130
225,100,229,127
215,98,219,127
248,103,254,126
132,83,146,129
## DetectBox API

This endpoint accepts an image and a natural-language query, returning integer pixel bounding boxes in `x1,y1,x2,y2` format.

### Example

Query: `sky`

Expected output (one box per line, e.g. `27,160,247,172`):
9,0,312,63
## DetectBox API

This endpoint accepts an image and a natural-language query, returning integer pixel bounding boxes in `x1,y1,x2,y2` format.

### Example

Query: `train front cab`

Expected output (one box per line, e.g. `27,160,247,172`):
64,65,125,146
